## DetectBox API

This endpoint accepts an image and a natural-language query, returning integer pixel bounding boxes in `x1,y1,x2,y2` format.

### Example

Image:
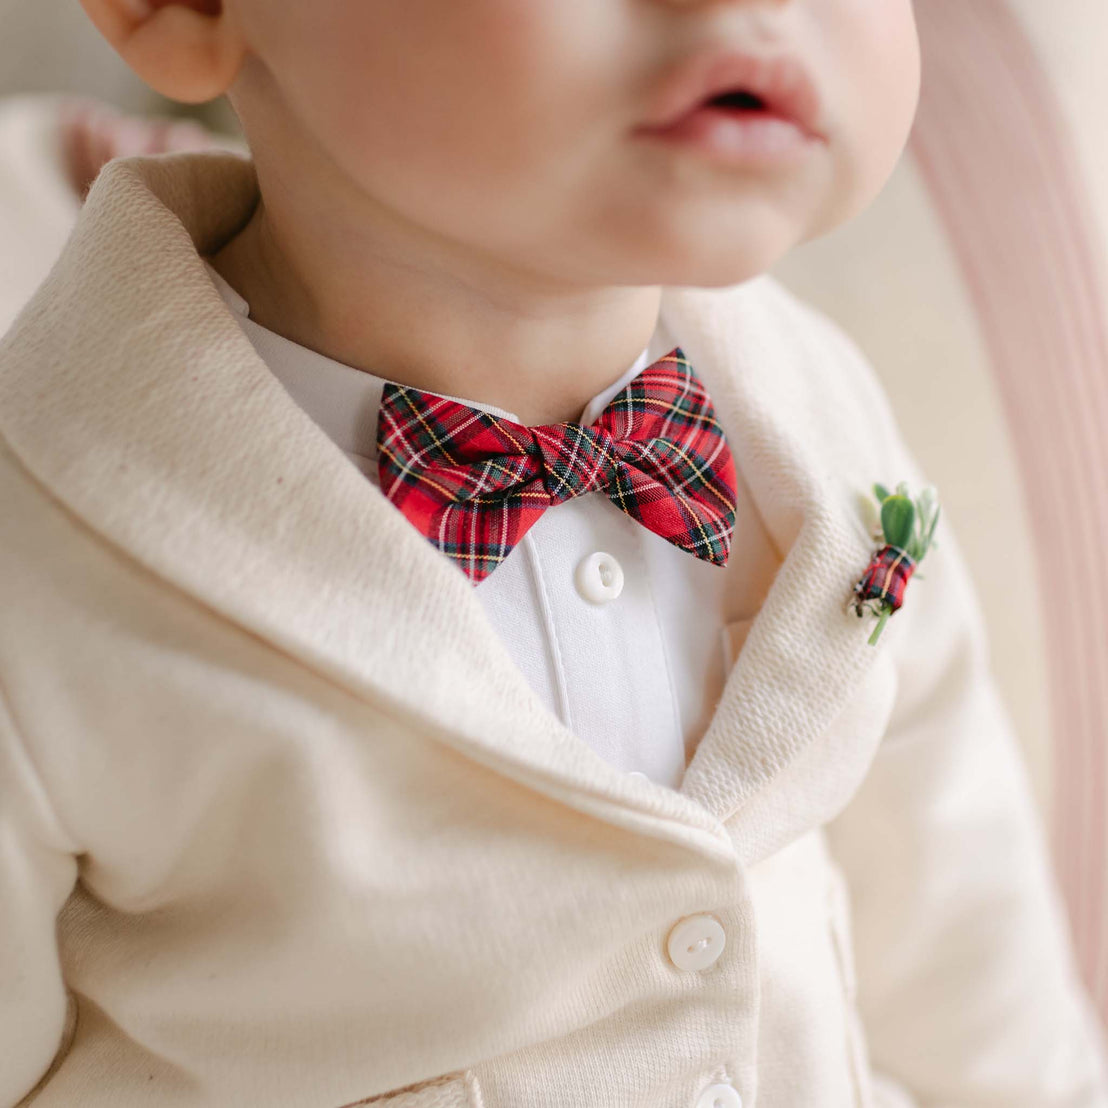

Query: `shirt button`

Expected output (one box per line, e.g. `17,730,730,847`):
574,551,624,604
695,1082,743,1108
666,914,726,971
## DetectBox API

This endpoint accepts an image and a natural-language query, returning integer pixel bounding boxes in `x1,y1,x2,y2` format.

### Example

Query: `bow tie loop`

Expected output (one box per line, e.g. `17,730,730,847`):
532,421,619,505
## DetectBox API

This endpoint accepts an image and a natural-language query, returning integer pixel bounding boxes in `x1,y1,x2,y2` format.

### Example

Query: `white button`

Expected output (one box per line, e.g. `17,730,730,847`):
667,914,726,971
695,1082,742,1108
574,551,624,603
627,770,650,782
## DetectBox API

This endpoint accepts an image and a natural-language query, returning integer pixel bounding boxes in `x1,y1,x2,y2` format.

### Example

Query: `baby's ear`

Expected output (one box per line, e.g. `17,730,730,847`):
78,0,247,104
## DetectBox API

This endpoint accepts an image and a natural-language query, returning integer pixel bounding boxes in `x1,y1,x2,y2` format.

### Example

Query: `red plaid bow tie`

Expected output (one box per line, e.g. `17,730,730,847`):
376,347,737,584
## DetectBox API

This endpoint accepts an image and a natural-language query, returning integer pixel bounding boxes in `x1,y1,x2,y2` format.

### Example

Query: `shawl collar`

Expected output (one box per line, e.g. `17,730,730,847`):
0,152,892,861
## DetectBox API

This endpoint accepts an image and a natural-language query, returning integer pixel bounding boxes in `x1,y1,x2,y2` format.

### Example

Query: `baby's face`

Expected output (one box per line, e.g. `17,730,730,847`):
231,0,919,288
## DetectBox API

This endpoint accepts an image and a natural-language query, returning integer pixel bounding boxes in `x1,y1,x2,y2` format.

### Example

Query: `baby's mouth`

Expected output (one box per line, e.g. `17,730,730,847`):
703,90,768,112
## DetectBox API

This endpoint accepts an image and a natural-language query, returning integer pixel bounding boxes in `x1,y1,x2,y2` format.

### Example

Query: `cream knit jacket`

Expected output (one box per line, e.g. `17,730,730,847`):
0,151,1105,1108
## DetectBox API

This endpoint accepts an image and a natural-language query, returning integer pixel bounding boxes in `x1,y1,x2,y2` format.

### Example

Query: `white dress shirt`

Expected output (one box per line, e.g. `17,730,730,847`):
204,260,765,790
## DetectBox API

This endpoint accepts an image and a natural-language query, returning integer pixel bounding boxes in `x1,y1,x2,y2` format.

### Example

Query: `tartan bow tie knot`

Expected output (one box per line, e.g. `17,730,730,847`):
376,347,737,584
533,422,624,504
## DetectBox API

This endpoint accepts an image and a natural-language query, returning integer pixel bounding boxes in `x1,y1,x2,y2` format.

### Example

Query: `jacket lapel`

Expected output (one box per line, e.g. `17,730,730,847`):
0,151,891,855
665,285,896,824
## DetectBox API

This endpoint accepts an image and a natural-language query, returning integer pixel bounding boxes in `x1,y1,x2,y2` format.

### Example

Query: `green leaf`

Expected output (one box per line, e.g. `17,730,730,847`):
880,494,915,549
921,503,941,557
917,484,939,519
907,495,930,561
872,482,891,504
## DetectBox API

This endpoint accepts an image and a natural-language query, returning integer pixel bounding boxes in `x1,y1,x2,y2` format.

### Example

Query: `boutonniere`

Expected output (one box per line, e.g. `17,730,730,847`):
851,480,941,645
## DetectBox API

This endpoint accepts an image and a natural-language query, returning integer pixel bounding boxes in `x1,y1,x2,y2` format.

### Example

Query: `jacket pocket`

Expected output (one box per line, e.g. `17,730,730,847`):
339,1070,483,1108
826,859,873,1108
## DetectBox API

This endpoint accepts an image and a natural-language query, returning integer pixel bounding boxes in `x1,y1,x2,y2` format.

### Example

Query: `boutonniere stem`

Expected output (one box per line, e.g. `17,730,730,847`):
852,481,941,645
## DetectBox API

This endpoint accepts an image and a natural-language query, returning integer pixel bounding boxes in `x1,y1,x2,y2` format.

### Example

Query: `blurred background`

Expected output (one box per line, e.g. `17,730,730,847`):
0,0,237,129
1,0,1106,1035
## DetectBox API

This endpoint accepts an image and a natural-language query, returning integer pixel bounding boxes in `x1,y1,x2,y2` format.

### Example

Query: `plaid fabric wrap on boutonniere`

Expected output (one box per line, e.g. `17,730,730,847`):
850,481,942,646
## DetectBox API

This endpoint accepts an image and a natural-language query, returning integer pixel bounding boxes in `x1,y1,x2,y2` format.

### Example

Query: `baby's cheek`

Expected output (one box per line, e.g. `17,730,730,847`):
844,0,920,144
807,0,921,232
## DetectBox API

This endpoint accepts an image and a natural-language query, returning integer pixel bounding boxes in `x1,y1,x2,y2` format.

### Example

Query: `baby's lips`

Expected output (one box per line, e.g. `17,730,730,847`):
638,47,825,142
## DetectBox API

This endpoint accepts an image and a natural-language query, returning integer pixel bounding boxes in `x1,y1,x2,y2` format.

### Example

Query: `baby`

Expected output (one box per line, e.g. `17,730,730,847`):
1,0,1106,1106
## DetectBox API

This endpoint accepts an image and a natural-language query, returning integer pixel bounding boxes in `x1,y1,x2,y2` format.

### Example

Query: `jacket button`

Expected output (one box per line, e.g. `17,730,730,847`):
574,551,624,603
695,1082,743,1108
666,914,726,971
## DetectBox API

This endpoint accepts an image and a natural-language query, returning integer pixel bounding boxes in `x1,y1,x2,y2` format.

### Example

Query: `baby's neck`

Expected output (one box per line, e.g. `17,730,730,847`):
207,194,663,427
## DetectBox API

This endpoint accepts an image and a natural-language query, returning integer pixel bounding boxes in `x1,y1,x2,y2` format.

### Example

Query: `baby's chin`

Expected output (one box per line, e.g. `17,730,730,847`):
578,219,811,290
604,187,830,287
